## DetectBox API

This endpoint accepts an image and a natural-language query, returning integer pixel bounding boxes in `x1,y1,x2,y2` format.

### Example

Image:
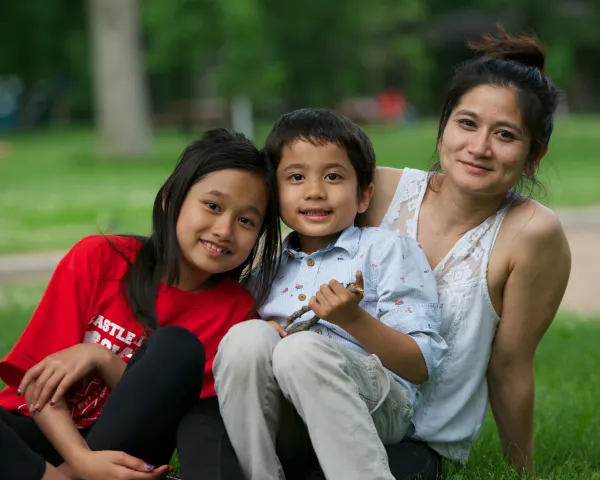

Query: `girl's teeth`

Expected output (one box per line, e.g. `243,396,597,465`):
204,242,225,252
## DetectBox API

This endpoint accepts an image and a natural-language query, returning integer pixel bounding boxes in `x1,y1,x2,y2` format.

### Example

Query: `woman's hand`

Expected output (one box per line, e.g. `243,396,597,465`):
18,344,111,412
73,450,171,480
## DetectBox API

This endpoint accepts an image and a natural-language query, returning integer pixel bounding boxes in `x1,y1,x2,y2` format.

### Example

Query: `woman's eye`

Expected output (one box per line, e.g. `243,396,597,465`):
205,202,220,211
497,130,516,140
459,119,476,128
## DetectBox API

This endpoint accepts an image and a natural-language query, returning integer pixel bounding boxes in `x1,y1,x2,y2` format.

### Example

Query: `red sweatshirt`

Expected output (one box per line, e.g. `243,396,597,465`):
0,235,254,428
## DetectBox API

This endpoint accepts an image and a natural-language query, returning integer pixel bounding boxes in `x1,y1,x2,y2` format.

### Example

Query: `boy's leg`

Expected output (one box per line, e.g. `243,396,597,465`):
84,326,205,468
272,332,412,480
214,320,292,479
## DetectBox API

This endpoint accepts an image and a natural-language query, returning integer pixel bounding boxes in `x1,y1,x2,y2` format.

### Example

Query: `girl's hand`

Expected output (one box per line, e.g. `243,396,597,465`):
18,344,111,412
74,450,171,480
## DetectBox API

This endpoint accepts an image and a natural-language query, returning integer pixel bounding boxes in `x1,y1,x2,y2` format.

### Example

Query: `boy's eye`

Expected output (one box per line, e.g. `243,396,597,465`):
325,173,341,181
205,202,220,211
289,174,304,181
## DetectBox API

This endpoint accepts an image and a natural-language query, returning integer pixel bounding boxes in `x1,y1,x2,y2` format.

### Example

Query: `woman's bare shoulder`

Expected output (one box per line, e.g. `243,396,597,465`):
500,198,570,264
361,167,404,227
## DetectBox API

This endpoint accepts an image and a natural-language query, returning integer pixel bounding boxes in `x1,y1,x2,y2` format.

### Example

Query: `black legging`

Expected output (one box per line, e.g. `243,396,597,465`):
295,441,443,479
0,414,48,480
0,325,243,480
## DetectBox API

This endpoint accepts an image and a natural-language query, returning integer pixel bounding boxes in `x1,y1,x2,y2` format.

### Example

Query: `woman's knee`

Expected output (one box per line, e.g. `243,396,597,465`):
214,320,279,378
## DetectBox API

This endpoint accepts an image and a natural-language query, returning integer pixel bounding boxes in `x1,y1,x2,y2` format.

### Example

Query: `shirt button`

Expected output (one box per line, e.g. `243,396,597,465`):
307,258,315,267
298,294,306,301
315,329,322,335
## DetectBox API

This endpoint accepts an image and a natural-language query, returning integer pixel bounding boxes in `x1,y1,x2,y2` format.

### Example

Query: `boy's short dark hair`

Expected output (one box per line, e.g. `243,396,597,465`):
264,108,376,193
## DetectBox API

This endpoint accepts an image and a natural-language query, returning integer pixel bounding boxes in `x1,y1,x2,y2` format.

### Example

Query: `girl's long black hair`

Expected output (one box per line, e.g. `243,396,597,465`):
112,128,281,331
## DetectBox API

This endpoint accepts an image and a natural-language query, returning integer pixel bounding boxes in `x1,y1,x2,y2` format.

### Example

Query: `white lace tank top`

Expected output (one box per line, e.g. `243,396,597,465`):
380,168,512,463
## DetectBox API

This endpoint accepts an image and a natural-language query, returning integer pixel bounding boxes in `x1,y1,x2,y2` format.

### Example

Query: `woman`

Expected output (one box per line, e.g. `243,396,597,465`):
365,27,571,479
303,26,571,480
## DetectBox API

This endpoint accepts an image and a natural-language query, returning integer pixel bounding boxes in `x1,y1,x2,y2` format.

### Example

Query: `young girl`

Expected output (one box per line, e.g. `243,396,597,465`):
0,128,281,480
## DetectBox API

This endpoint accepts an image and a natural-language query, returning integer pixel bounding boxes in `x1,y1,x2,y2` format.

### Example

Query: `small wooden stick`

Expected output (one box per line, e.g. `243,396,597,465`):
283,282,364,335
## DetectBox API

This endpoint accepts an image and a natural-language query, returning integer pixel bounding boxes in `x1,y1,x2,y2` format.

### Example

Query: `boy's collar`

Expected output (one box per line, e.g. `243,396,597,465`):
282,226,361,259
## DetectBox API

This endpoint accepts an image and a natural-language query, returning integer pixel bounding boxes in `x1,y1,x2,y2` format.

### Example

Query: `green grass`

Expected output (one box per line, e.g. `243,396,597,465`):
0,115,599,254
0,282,598,478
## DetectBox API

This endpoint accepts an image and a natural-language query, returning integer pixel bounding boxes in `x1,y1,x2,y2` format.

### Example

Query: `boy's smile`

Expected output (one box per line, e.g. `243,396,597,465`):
277,140,373,254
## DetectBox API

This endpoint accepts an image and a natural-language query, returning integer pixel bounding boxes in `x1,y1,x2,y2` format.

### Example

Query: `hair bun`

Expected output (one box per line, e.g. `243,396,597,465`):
468,23,546,72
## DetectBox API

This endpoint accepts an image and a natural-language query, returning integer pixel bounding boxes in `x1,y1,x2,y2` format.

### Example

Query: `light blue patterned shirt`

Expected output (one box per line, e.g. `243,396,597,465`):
254,226,446,404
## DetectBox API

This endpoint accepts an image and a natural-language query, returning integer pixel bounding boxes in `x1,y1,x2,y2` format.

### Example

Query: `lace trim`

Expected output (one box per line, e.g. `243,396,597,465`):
380,168,426,238
381,168,512,288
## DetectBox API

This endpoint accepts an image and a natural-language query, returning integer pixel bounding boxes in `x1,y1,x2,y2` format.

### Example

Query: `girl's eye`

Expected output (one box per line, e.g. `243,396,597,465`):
240,217,257,228
458,119,476,128
325,173,341,181
289,174,304,181
205,202,220,211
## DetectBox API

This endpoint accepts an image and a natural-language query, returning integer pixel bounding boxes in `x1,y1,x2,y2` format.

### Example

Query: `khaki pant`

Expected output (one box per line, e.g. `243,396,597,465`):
213,320,413,480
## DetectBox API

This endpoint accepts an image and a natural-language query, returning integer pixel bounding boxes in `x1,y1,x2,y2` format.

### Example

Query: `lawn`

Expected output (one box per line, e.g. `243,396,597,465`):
1,115,599,254
0,283,598,479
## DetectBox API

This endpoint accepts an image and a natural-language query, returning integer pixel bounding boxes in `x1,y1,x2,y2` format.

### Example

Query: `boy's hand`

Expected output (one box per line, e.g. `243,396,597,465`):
309,271,365,328
267,320,288,337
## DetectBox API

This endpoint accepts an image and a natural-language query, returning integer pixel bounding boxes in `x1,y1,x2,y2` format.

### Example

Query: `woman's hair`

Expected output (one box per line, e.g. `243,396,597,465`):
114,128,281,331
432,24,560,197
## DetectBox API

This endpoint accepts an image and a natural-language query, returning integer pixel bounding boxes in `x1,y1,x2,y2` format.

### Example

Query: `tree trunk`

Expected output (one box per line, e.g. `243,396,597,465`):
88,0,152,157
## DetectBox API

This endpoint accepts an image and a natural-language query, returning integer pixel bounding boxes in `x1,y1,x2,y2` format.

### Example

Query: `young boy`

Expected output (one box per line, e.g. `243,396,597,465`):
213,109,446,480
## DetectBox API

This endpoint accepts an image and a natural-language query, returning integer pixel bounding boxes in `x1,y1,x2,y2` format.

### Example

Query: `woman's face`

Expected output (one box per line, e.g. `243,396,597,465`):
438,84,532,197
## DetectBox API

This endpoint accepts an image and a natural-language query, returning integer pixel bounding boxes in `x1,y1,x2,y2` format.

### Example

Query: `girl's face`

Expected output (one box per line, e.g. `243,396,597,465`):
439,84,531,197
176,168,267,290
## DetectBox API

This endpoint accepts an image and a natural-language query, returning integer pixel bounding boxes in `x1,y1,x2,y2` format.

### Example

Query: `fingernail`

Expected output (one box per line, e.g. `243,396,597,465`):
145,464,154,471
16,390,21,396
49,400,55,406
34,404,40,411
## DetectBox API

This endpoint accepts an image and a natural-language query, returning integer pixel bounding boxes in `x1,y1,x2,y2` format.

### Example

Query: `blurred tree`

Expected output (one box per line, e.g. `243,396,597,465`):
2,0,600,123
0,1,86,126
88,0,152,156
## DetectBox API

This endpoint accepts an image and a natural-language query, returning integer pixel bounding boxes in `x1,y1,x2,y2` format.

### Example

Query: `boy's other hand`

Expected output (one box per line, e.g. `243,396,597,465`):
267,320,288,337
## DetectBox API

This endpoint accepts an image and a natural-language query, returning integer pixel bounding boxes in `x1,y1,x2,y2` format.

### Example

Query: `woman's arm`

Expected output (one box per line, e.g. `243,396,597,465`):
487,207,570,476
357,167,402,227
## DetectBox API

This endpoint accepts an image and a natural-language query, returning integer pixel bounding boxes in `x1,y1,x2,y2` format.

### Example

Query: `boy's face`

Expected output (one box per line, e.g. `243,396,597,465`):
277,140,373,254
